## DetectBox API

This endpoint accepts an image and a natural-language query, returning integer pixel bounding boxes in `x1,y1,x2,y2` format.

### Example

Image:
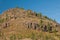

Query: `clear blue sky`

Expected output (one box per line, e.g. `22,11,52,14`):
0,0,60,23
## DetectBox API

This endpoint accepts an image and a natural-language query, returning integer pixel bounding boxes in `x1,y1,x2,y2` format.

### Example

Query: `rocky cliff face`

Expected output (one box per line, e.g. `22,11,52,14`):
0,8,60,40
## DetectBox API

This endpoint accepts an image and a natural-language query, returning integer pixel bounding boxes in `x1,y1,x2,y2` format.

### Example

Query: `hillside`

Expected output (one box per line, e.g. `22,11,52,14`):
0,8,60,40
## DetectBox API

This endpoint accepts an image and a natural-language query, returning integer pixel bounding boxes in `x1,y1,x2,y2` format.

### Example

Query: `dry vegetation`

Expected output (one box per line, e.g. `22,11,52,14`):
0,8,60,40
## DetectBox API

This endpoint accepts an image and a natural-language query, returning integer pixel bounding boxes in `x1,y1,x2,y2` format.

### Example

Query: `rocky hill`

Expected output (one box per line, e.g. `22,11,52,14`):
0,8,60,40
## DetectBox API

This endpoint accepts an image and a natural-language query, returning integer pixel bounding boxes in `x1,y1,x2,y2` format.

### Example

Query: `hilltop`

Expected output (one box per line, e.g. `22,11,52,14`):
0,8,60,40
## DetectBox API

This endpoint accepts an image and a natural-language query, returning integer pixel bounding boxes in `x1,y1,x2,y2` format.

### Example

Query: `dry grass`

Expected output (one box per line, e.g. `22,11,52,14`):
0,8,60,40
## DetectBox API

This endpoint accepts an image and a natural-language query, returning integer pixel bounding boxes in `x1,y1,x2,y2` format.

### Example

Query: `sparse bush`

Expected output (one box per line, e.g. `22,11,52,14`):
53,29,57,35
53,19,56,22
6,14,9,21
10,34,16,40
31,32,37,40
0,18,4,23
39,19,43,28
44,16,49,19
37,13,42,18
44,16,55,22
38,32,56,40
47,23,52,32
0,31,3,37
17,34,22,40
40,19,43,24
20,8,24,10
27,10,32,17
35,13,38,16
15,6,19,8
45,35,55,40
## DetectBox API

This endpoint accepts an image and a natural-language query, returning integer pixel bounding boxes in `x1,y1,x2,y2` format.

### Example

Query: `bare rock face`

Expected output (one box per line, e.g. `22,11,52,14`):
0,8,59,31
3,23,9,28
26,22,40,30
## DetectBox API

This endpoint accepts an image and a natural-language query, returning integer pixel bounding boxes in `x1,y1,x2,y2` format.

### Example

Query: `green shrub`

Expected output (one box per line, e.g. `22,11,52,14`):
53,29,57,35
44,35,55,40
47,23,52,32
31,32,37,40
10,34,16,40
0,18,4,23
0,31,3,37
6,14,9,21
39,19,43,28
17,34,22,40
44,16,55,22
44,16,49,19
37,13,42,18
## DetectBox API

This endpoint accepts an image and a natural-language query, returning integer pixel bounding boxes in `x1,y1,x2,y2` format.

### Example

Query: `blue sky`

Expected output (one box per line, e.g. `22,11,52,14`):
0,0,60,23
